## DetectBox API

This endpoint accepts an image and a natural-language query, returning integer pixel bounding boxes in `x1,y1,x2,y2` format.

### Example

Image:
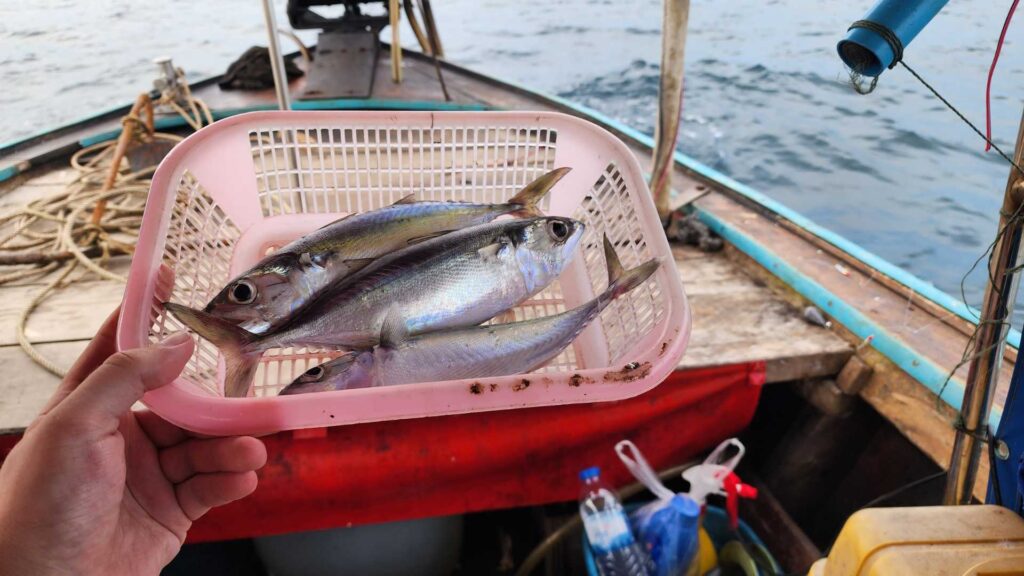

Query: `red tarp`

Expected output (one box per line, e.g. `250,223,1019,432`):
0,362,763,542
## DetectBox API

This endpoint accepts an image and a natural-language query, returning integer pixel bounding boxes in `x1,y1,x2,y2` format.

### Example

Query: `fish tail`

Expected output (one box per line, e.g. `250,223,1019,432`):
599,235,661,306
507,167,571,217
164,302,262,398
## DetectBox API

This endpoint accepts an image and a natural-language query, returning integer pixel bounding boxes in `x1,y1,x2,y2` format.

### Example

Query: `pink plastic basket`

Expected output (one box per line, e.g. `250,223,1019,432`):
118,111,690,435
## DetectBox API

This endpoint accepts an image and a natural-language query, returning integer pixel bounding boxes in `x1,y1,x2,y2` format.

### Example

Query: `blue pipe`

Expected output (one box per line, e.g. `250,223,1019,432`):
837,0,949,76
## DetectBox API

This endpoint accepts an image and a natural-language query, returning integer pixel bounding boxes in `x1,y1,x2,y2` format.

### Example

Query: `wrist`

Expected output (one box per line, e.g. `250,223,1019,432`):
0,513,69,576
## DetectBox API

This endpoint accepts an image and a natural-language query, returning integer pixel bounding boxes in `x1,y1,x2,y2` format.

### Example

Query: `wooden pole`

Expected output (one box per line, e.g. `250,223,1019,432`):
419,0,444,59
390,0,403,83
261,0,291,111
651,0,690,222
403,0,432,55
944,109,1024,505
89,93,153,225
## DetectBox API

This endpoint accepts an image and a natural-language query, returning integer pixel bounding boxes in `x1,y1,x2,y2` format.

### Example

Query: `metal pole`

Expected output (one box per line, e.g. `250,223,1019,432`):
261,0,291,110
650,0,690,221
944,109,1024,504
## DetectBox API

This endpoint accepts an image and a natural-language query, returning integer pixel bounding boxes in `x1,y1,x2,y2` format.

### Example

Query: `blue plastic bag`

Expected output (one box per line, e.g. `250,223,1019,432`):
616,441,701,576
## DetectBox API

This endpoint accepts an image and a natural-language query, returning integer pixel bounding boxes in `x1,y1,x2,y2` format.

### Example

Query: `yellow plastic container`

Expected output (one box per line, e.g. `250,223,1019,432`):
811,506,1024,576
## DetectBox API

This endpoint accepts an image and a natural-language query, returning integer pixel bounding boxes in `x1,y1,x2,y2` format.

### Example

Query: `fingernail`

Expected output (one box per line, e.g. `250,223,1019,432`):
158,332,192,348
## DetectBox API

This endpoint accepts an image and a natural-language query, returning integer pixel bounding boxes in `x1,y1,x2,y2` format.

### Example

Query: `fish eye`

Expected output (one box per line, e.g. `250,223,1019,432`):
304,365,324,380
228,279,257,305
547,220,570,241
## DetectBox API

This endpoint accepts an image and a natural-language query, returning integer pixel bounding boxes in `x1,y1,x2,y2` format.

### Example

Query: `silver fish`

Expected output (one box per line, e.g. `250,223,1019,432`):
279,236,660,395
166,216,585,397
205,167,571,334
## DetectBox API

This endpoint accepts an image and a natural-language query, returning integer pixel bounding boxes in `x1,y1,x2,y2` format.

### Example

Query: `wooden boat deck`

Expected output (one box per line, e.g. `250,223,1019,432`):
0,48,998,497
0,160,849,432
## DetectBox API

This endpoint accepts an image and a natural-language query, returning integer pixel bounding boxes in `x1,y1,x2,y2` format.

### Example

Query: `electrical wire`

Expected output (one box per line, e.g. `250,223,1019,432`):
985,0,1020,152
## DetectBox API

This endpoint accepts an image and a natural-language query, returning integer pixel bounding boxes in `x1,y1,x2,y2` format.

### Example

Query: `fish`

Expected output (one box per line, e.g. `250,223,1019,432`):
204,167,571,334
279,235,660,395
166,215,586,397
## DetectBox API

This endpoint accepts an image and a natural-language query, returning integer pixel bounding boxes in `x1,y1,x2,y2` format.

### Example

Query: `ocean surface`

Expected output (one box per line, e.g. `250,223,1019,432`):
2,0,1023,320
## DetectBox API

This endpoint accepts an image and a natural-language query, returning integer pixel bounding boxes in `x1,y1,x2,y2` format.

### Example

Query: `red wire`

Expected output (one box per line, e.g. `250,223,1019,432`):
986,0,1020,152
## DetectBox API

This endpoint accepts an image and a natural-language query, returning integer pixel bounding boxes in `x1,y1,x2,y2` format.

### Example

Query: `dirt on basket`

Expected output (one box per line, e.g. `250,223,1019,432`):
603,361,652,383
512,379,531,392
569,373,595,387
469,382,484,395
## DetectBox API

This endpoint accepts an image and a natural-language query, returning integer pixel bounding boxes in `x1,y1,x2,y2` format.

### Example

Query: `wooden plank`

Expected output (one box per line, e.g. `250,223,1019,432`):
0,279,123,346
856,345,990,501
694,192,1014,399
836,356,873,395
682,340,850,384
742,474,823,574
0,341,85,434
0,258,131,288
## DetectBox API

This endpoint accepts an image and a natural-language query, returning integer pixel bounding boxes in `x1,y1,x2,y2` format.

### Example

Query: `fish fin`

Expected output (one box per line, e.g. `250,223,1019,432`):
602,257,661,307
392,193,419,205
341,257,375,273
342,333,380,349
507,167,571,217
477,237,511,261
379,308,408,348
239,318,272,334
595,239,661,309
317,213,356,230
603,234,625,287
164,302,262,398
407,230,454,245
298,251,329,270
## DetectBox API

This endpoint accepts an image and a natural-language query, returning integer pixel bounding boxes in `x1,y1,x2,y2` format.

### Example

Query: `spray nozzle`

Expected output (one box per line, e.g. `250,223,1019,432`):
680,438,746,505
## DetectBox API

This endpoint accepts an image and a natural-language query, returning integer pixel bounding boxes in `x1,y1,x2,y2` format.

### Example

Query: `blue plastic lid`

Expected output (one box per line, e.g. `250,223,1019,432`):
579,466,601,481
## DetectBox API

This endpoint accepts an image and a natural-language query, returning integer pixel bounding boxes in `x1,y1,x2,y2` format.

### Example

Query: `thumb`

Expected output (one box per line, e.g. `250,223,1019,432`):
55,332,194,432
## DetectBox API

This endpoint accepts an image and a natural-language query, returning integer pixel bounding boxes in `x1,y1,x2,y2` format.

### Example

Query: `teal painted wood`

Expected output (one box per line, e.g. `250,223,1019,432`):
74,99,491,148
0,165,21,182
694,204,1003,426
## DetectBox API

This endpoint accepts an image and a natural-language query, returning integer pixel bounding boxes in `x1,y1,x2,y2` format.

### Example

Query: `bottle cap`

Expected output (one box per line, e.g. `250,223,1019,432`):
579,466,600,481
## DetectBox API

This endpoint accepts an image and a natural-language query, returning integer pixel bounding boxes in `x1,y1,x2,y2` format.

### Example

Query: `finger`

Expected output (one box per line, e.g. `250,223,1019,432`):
156,264,176,300
159,436,267,483
38,306,121,416
152,264,176,324
175,471,258,521
135,409,188,448
54,332,194,433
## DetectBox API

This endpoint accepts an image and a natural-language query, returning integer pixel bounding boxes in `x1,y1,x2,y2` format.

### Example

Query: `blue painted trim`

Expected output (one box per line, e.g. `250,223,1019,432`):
0,164,22,183
78,117,191,148
669,148,1023,349
76,99,491,147
485,77,1022,349
695,205,1003,426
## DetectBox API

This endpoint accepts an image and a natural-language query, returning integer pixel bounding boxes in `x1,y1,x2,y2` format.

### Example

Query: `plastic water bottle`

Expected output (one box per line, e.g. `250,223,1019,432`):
579,466,650,576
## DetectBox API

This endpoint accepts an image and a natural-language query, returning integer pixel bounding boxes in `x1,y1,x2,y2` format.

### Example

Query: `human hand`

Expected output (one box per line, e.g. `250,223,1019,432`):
0,307,267,576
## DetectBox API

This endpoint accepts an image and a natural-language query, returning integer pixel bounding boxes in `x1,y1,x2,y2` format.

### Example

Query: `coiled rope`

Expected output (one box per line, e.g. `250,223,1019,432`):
0,71,210,376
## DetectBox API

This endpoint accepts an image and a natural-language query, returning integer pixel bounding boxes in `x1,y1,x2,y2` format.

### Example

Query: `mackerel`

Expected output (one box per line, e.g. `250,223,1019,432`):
279,236,660,394
205,167,570,333
167,215,585,396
